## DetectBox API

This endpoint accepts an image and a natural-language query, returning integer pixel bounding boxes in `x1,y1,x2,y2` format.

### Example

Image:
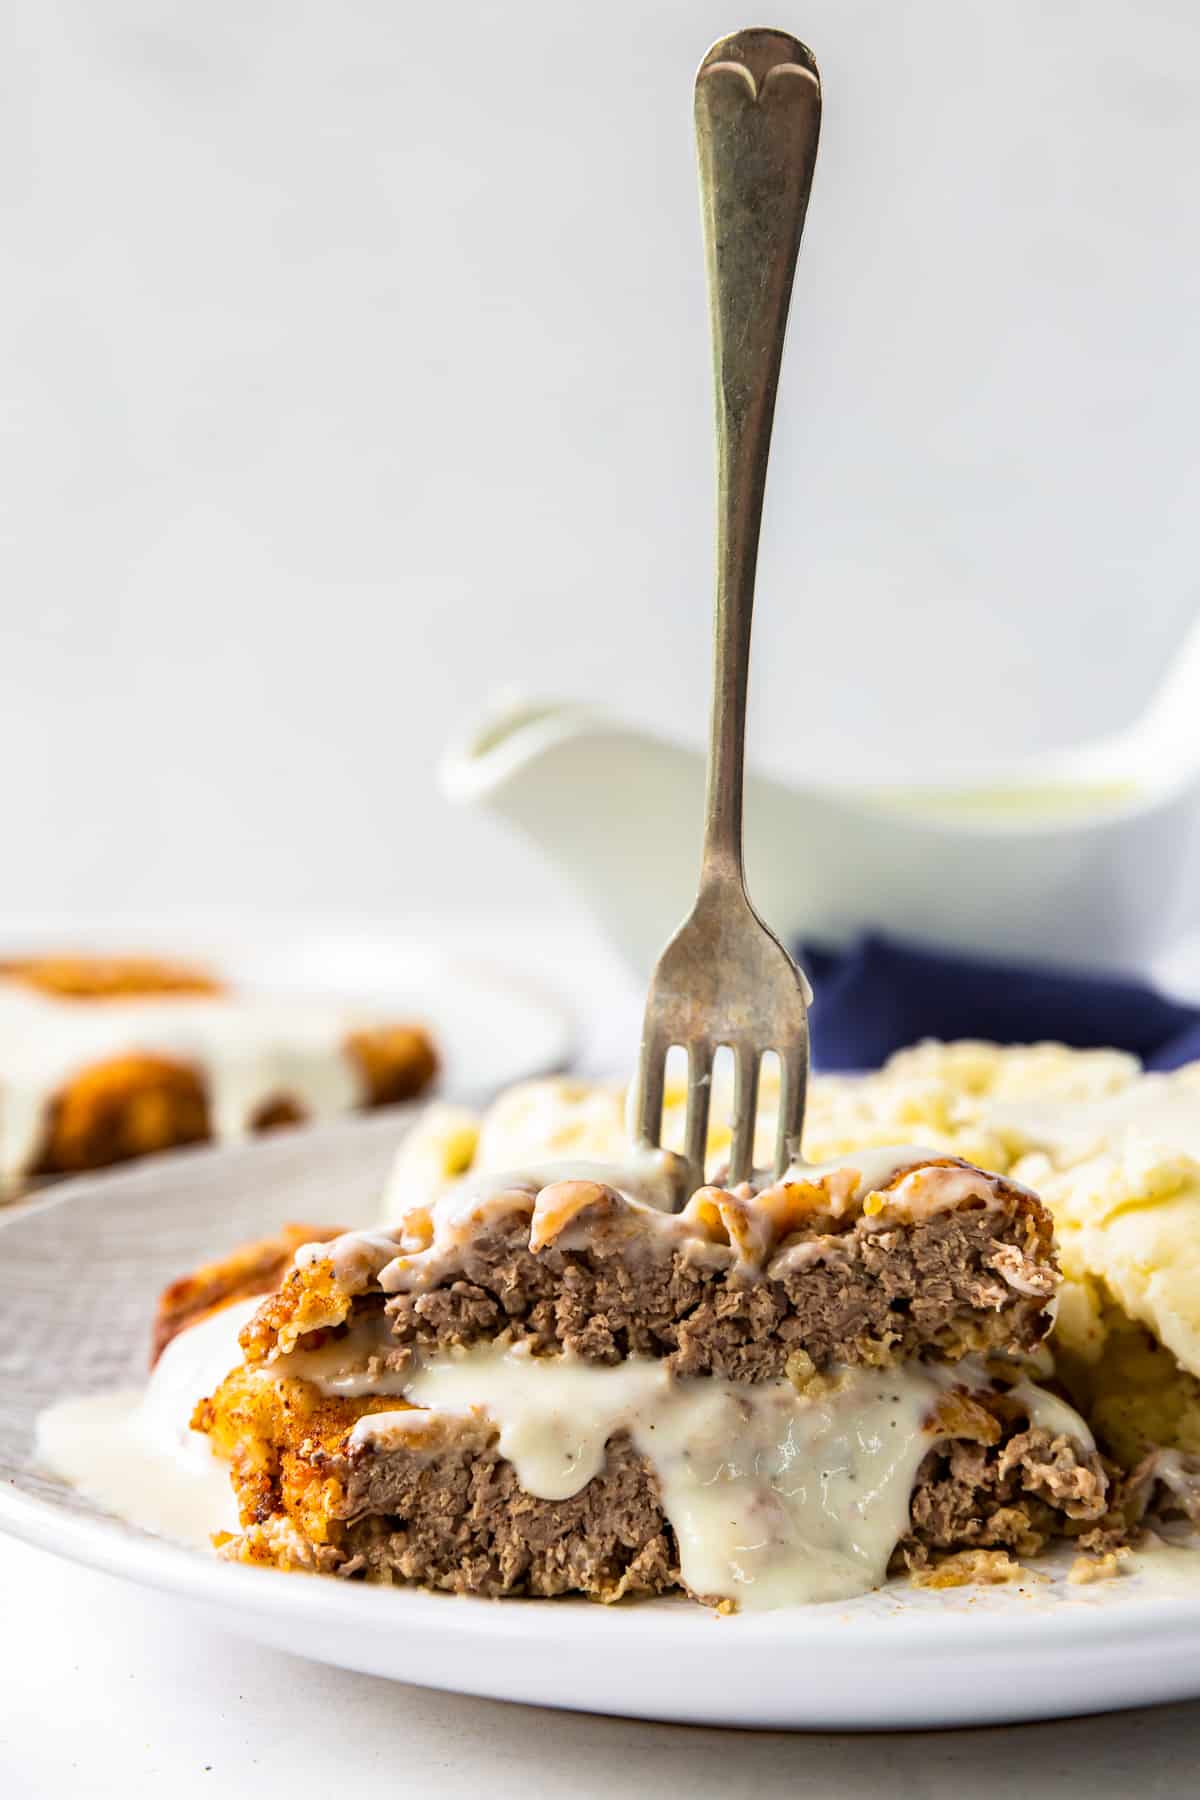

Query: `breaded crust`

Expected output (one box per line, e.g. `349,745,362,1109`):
32,1054,212,1178
346,1027,440,1108
0,954,222,999
152,1222,346,1365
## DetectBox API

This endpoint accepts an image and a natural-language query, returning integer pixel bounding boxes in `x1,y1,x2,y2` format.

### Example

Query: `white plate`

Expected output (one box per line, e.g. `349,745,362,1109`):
5,1138,1200,1729
0,918,573,1103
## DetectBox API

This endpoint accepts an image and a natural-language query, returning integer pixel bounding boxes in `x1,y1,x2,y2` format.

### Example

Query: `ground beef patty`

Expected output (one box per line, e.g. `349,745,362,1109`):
381,1201,1054,1380
214,1400,1110,1601
242,1155,1058,1377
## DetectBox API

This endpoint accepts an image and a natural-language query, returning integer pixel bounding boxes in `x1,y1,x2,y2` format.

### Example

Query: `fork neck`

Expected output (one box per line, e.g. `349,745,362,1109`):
694,37,821,892
699,506,754,890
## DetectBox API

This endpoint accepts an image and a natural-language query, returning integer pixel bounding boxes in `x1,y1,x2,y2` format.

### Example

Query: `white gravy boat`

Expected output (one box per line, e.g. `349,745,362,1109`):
442,618,1200,980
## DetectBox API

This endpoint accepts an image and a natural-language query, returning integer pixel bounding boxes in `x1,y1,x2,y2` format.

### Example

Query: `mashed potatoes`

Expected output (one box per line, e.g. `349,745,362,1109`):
1012,1139,1200,1465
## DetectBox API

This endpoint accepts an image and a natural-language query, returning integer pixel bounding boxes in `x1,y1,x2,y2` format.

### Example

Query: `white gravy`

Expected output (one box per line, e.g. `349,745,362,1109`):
34,1299,254,1548
1006,1374,1095,1449
281,1311,411,1396
352,1345,957,1608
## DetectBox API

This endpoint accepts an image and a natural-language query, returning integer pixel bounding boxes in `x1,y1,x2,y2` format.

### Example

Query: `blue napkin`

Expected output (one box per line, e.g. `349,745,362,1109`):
798,934,1200,1073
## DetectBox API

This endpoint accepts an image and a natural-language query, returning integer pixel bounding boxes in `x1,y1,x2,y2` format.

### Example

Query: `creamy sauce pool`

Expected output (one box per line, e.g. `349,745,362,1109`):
34,1300,256,1548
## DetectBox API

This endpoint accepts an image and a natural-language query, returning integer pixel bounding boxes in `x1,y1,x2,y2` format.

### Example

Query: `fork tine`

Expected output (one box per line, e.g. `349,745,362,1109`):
633,1029,669,1148
774,1036,810,1177
728,1043,759,1187
683,1039,714,1189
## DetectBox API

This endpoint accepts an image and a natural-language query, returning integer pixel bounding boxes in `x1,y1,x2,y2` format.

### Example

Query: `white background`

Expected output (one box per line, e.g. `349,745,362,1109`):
3,1,1199,924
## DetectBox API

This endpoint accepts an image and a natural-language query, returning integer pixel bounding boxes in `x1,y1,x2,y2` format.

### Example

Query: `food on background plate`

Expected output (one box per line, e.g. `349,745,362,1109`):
0,953,438,1195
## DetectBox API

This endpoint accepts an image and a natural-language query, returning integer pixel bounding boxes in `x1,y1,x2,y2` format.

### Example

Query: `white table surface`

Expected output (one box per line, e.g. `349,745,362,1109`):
4,1535,1199,1799
8,919,1200,1794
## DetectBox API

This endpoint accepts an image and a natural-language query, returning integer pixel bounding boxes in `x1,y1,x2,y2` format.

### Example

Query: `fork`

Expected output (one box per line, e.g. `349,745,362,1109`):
632,29,822,1199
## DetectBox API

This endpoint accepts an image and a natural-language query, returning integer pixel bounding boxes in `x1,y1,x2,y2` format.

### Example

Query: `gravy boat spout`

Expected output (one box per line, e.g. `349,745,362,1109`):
441,698,708,976
441,690,1200,982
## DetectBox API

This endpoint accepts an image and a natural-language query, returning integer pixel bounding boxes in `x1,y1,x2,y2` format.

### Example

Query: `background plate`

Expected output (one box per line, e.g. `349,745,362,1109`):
3,1124,1200,1731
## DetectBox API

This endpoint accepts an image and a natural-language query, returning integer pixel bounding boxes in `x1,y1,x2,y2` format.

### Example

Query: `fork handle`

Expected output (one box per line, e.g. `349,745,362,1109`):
694,32,821,885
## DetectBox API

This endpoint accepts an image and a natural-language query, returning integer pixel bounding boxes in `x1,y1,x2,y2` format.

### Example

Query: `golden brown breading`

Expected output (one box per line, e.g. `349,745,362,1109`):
151,1222,346,1365
346,1025,440,1108
246,1097,308,1133
0,954,222,999
193,1359,407,1548
32,1054,212,1177
239,1258,354,1363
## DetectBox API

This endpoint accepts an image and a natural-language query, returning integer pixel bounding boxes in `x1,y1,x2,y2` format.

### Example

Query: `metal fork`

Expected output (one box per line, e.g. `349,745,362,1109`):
632,29,821,1199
